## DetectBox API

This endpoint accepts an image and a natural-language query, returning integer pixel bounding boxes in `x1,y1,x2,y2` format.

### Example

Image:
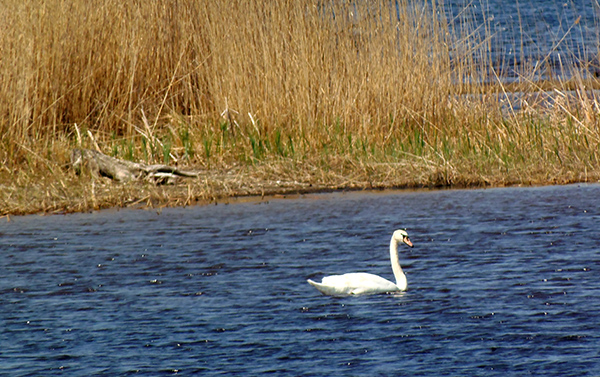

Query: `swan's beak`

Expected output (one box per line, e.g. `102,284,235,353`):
404,237,414,248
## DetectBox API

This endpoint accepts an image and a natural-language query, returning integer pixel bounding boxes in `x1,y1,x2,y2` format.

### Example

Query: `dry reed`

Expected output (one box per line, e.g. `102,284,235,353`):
1,0,599,215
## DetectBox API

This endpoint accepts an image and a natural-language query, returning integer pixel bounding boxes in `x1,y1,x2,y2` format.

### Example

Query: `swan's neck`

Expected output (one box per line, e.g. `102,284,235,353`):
390,237,407,290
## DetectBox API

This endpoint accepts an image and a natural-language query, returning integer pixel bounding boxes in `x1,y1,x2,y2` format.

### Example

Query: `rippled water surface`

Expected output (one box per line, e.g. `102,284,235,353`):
2,184,600,376
445,0,599,64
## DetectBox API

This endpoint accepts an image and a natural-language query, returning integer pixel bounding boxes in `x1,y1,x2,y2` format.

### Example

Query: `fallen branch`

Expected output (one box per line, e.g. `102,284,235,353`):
70,149,200,184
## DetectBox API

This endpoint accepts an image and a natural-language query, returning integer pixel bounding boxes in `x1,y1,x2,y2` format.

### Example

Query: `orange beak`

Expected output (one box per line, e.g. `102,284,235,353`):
404,237,414,248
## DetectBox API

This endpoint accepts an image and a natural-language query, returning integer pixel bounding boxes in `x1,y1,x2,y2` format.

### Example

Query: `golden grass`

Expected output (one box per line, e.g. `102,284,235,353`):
1,0,600,215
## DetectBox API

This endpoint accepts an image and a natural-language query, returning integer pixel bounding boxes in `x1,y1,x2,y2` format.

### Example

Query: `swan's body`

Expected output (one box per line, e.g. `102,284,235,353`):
307,229,413,296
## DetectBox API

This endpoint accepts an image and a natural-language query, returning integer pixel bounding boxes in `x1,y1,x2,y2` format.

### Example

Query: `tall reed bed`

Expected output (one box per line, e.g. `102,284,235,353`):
1,0,599,214
0,0,462,162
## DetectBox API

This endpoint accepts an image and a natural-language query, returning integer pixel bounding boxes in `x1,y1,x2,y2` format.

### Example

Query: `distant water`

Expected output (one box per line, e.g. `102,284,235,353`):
443,0,600,78
2,184,600,376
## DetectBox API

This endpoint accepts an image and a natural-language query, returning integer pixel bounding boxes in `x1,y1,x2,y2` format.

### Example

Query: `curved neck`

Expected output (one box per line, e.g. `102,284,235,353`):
390,237,407,290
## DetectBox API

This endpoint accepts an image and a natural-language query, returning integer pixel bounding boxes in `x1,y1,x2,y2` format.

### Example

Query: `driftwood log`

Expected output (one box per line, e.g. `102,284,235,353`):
70,148,200,184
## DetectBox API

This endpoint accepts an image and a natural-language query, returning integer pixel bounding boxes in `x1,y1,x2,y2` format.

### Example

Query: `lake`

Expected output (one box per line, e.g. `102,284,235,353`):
436,0,600,78
1,183,599,376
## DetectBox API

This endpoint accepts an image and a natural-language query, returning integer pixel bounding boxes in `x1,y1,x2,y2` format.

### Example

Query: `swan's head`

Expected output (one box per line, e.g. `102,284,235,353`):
393,229,413,248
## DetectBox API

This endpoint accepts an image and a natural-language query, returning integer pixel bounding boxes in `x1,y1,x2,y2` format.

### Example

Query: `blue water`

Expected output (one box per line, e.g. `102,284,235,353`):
444,0,600,77
1,184,600,376
447,1,598,55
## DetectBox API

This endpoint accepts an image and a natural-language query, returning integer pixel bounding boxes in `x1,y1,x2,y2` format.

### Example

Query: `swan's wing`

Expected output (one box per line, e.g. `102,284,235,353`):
308,273,399,296
338,273,400,294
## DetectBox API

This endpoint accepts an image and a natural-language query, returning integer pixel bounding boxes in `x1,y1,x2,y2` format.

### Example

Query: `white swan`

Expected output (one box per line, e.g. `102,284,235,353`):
307,229,414,296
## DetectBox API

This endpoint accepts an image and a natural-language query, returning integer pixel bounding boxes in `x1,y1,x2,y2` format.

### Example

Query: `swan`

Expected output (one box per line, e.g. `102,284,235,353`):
307,229,414,296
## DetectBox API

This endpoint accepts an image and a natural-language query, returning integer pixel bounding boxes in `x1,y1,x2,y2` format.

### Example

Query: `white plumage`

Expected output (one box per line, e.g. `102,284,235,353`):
307,229,414,296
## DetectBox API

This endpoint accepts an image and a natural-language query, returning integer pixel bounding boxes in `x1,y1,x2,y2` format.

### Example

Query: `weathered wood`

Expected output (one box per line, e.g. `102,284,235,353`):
70,149,200,184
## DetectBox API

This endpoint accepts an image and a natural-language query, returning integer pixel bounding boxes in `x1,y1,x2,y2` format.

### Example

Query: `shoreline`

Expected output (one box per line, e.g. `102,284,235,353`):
3,165,597,217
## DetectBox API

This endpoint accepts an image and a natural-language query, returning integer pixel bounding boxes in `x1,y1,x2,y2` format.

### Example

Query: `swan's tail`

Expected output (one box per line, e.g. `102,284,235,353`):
307,278,338,295
307,279,326,292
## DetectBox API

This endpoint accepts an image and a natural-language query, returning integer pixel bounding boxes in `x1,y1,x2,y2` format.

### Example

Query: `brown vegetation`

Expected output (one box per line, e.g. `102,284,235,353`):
1,0,599,215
